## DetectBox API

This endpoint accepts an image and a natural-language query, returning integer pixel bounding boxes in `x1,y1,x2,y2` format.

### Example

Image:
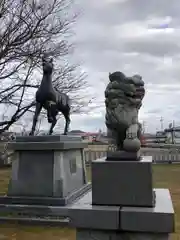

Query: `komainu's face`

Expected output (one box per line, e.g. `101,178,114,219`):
109,71,126,82
105,73,145,110
130,76,145,98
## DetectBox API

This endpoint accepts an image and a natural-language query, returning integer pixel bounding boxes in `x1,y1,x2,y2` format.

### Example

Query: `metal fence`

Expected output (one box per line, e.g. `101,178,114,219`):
84,147,180,164
2,145,180,167
84,150,107,164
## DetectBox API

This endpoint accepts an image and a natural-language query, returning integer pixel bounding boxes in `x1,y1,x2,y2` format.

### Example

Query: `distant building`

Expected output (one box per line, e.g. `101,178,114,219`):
68,130,107,143
164,126,180,144
68,130,85,135
0,131,15,141
155,131,167,143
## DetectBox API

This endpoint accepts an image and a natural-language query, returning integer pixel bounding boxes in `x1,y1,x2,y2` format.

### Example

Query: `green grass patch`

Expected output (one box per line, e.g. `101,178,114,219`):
0,165,179,239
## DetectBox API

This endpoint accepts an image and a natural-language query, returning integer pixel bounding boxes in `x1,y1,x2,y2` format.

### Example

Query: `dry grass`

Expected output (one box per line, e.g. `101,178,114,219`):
0,168,11,196
152,164,180,240
0,165,179,239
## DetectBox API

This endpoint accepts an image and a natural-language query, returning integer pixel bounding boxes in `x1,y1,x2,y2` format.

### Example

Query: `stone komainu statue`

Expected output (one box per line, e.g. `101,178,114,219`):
105,71,145,152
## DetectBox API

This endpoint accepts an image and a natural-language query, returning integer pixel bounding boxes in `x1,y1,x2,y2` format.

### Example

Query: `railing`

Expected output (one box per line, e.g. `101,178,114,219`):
141,147,180,163
84,150,107,164
2,144,180,167
84,147,180,164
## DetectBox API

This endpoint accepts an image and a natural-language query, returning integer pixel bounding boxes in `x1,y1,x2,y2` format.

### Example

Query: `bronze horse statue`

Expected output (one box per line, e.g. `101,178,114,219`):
29,57,71,135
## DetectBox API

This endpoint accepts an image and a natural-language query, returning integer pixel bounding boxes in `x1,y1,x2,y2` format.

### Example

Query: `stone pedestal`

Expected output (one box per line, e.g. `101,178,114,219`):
68,155,175,239
76,230,169,240
0,135,91,224
7,135,89,203
107,150,141,161
92,157,154,207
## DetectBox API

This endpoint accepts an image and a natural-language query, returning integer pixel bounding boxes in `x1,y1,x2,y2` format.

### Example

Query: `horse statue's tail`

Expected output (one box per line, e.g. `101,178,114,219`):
66,95,71,109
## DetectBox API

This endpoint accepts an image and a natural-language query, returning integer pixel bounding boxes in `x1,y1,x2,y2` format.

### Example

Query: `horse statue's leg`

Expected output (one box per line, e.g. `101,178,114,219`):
46,101,55,123
49,116,57,135
63,110,70,135
29,102,42,136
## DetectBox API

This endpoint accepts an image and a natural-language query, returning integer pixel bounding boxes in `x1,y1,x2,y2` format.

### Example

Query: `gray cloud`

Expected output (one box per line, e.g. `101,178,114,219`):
123,38,180,57
76,0,180,28
112,0,179,21
70,0,180,133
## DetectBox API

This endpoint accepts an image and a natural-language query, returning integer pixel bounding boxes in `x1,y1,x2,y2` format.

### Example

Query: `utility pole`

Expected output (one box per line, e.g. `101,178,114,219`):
142,121,146,134
160,117,163,131
173,120,175,128
172,120,175,144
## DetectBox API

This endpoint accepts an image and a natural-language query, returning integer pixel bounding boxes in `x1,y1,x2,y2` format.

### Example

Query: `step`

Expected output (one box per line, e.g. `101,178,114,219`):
0,215,70,226
0,203,71,226
0,203,69,217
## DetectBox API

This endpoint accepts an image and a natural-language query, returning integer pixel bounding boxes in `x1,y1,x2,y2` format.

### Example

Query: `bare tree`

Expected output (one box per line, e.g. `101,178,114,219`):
0,0,91,134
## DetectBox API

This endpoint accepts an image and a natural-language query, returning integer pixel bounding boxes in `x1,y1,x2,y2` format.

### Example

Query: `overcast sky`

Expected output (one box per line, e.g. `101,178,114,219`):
64,0,180,134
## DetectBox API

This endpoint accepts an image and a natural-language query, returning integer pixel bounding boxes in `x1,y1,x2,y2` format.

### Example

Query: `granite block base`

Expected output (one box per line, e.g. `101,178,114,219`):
1,183,91,206
0,202,70,226
9,135,87,151
106,150,141,161
91,157,154,207
76,229,170,240
69,189,174,233
8,139,87,198
15,135,82,142
0,135,90,225
0,184,91,226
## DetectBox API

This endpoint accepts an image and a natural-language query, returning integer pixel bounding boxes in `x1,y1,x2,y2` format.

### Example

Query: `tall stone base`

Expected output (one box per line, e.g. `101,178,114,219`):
91,157,154,207
77,229,169,240
68,156,175,239
0,135,91,225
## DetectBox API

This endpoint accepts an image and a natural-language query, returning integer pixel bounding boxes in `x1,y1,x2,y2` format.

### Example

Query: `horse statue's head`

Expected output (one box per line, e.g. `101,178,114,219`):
42,56,53,74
